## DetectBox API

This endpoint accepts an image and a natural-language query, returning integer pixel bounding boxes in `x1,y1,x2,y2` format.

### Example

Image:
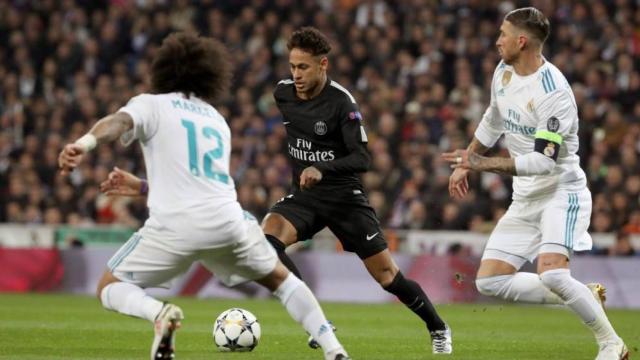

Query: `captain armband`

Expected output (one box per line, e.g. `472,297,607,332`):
533,130,562,161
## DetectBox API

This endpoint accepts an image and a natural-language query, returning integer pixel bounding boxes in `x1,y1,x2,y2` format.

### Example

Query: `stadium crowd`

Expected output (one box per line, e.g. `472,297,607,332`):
0,0,639,254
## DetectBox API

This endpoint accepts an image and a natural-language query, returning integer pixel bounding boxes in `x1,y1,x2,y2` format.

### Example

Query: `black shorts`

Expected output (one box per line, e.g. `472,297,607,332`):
269,190,387,259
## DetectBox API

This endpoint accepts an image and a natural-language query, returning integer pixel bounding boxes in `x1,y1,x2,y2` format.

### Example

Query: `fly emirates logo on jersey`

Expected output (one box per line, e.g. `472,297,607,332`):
503,108,535,136
288,138,335,162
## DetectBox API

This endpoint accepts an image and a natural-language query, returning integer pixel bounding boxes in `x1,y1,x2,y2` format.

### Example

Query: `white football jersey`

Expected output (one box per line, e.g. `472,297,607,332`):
118,92,244,246
475,60,587,200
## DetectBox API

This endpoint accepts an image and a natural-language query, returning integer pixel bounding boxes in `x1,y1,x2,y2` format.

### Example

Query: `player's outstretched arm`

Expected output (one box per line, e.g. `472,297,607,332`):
443,148,516,175
58,112,134,176
100,167,147,197
442,136,516,176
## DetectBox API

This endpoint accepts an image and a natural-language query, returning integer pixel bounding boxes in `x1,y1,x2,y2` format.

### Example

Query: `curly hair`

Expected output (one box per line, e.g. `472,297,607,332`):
151,32,232,103
505,7,550,44
286,27,331,56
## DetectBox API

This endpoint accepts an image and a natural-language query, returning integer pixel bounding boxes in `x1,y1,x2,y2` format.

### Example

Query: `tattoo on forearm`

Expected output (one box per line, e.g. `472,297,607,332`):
467,137,490,155
469,152,517,175
90,113,134,144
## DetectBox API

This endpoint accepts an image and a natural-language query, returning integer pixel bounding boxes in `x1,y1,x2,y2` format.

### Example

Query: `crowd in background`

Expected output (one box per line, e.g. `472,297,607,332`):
0,0,639,255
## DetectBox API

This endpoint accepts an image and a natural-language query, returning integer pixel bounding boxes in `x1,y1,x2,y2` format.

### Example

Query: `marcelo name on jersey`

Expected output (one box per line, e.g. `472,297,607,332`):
288,138,335,162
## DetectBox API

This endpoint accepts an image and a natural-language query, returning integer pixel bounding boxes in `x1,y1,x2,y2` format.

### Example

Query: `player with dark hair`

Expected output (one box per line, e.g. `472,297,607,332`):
58,32,350,360
443,8,628,360
98,27,452,356
264,27,452,354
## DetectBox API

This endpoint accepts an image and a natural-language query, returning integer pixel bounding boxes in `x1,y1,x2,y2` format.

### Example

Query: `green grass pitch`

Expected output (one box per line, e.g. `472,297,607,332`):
0,293,637,359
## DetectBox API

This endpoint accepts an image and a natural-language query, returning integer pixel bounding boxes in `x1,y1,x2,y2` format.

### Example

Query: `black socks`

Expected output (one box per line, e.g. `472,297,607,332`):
384,271,446,332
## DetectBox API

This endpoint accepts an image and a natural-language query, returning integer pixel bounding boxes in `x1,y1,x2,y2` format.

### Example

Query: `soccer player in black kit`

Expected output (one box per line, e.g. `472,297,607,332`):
262,27,453,355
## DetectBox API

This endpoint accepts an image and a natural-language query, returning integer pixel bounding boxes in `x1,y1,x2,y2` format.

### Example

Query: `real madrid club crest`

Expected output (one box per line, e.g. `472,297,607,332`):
502,70,512,86
314,121,328,135
544,142,556,158
527,99,534,112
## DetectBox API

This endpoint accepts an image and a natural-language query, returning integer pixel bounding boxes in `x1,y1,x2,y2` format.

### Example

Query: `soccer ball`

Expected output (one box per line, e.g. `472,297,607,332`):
213,308,261,352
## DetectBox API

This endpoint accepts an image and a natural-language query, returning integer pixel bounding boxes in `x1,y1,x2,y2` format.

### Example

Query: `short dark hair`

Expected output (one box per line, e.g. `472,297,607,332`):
151,32,232,103
505,7,550,44
286,27,331,56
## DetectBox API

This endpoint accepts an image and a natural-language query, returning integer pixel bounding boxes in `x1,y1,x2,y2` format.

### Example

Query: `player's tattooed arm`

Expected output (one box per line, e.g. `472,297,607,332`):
467,152,516,175
88,112,135,144
466,137,491,155
59,112,135,175
443,136,516,176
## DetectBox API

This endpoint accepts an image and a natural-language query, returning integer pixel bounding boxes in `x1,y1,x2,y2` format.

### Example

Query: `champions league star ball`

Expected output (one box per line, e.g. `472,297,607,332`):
213,308,261,352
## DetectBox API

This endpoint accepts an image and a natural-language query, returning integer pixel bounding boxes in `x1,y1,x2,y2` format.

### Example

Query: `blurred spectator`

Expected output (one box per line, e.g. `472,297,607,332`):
608,231,636,257
0,1,636,256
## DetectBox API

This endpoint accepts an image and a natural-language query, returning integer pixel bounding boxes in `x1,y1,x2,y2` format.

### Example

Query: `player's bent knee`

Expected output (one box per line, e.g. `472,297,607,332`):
363,250,399,287
261,213,297,245
374,266,398,288
475,275,512,299
96,271,119,301
536,252,569,274
539,268,570,293
256,261,290,292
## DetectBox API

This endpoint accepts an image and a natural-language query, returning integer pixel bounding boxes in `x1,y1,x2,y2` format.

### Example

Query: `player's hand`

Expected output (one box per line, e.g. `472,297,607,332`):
100,167,144,196
299,166,322,190
448,167,470,199
442,149,471,170
58,144,86,176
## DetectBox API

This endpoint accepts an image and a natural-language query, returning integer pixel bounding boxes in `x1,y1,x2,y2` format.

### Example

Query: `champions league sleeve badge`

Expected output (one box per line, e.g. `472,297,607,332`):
348,111,363,121
547,116,560,132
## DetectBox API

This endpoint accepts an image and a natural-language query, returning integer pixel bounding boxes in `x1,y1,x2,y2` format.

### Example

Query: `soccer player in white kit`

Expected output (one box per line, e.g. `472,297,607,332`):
58,32,350,360
443,7,628,360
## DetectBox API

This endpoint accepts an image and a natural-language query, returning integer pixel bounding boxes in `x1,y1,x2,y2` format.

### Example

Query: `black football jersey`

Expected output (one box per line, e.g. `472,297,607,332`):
273,77,370,195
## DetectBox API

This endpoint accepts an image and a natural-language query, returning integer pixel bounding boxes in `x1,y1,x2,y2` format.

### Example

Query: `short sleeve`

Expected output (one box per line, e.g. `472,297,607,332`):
118,94,159,145
534,89,577,143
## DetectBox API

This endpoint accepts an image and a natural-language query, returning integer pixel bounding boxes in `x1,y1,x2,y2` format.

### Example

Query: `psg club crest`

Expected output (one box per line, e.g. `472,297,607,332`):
314,121,328,135
502,71,512,86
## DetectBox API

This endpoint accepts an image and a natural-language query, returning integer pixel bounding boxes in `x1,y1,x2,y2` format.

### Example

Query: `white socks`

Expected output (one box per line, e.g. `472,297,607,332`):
539,268,619,344
100,282,164,322
477,270,619,345
273,273,343,356
476,273,563,304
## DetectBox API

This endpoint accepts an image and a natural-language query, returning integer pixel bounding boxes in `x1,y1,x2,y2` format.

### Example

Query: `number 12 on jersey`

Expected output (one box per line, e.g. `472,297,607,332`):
181,119,229,184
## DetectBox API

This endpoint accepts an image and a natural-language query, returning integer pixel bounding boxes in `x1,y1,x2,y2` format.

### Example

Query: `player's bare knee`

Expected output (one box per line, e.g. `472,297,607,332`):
261,213,297,245
477,259,516,278
374,266,398,287
537,252,569,274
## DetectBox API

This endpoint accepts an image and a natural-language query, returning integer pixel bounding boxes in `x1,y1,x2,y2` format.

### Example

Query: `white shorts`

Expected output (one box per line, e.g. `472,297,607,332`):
107,217,278,288
482,189,593,269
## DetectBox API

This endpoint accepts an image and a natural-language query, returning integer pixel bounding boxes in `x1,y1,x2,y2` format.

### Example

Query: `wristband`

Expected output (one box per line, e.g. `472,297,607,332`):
140,180,149,195
75,134,97,152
